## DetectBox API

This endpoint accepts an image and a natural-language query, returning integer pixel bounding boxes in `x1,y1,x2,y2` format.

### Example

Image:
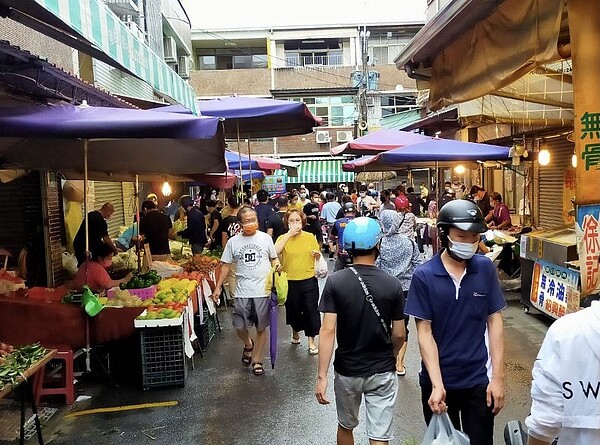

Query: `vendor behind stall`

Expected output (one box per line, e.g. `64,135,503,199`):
139,200,176,260
73,202,119,266
488,192,512,230
68,243,132,292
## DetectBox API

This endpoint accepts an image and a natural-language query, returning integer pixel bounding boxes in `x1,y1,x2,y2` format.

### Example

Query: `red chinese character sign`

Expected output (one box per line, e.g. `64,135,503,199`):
530,260,580,318
577,205,600,297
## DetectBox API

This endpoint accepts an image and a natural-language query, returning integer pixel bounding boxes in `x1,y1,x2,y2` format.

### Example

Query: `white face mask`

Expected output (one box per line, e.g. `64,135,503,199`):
359,192,366,198
300,193,307,199
448,236,478,260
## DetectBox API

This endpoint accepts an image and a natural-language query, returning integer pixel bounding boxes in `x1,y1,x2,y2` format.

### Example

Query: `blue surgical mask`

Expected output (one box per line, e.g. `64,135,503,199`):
448,236,478,260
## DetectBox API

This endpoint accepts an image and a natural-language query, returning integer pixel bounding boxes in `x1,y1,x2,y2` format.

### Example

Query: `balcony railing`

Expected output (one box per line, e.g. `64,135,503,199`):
104,0,139,16
285,54,344,67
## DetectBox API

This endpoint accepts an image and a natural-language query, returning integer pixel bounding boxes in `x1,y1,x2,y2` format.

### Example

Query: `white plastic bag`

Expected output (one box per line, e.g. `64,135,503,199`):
62,252,78,277
314,254,328,279
421,412,470,445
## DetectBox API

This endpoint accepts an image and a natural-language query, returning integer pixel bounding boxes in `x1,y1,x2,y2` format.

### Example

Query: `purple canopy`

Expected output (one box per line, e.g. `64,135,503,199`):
343,138,510,172
157,96,323,139
330,128,434,156
0,104,226,179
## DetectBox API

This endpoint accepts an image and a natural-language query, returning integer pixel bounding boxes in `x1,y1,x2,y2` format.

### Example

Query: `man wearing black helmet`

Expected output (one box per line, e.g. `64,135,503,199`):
404,199,506,445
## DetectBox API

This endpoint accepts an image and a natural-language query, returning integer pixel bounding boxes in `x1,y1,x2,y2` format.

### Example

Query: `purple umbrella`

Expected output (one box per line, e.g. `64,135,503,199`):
269,278,279,369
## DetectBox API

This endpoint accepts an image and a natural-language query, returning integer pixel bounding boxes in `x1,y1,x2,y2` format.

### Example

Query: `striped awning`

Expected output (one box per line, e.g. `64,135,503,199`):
274,159,354,184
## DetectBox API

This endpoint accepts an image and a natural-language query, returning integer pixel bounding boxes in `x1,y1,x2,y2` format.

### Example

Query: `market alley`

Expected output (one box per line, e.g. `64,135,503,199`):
10,292,551,445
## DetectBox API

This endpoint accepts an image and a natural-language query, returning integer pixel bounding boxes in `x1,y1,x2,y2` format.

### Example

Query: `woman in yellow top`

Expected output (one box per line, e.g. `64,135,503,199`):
275,209,321,354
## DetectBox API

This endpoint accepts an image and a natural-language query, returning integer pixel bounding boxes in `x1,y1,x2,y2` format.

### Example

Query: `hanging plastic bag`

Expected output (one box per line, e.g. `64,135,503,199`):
274,271,288,305
421,412,470,445
314,254,328,279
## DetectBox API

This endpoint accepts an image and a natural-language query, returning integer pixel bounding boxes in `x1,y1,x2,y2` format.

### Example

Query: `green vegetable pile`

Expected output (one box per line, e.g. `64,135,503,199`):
0,342,47,390
119,269,162,290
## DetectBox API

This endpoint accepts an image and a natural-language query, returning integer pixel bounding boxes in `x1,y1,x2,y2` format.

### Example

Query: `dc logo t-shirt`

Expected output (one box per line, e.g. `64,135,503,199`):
221,231,277,298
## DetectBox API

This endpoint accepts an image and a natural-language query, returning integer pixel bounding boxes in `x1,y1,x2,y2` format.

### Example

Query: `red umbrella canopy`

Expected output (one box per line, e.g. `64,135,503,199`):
330,128,434,156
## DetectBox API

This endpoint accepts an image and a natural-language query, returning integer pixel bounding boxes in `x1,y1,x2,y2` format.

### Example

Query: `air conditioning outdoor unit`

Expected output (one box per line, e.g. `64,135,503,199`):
178,56,190,78
316,130,331,144
163,36,177,62
336,130,353,143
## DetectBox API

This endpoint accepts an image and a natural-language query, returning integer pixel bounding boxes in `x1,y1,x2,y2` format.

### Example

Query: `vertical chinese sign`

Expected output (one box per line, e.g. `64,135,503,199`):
569,0,600,297
530,260,580,318
576,205,600,297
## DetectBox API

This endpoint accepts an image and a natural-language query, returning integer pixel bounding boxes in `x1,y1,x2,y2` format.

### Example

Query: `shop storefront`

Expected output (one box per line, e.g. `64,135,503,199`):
273,159,355,191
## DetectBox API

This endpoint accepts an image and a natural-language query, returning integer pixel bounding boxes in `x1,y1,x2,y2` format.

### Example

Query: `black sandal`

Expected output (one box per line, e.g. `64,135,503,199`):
252,362,265,376
241,339,254,366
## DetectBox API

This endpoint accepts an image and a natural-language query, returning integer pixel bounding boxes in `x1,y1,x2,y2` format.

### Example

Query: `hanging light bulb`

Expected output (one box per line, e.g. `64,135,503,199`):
453,164,466,174
572,152,578,168
161,181,172,196
538,149,551,166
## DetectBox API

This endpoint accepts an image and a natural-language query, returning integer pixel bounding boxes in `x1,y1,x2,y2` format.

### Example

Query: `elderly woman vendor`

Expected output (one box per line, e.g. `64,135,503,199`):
68,242,131,292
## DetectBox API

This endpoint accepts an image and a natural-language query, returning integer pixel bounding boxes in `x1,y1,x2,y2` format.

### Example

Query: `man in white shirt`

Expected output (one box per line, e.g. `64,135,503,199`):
525,300,600,445
211,207,282,377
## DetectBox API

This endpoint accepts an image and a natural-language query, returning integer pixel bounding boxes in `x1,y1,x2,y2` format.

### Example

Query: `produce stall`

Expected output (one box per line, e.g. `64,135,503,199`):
0,253,222,391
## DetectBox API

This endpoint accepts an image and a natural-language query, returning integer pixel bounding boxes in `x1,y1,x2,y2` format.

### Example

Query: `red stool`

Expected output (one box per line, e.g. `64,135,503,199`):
33,344,75,405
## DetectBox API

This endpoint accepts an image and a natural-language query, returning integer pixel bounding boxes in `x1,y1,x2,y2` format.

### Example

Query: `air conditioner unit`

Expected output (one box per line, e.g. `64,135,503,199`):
178,56,190,78
316,130,331,144
163,36,177,62
336,130,353,143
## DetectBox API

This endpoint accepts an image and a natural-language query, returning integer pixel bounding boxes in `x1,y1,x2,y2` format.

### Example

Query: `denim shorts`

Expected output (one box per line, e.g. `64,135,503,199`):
232,296,271,331
334,371,398,441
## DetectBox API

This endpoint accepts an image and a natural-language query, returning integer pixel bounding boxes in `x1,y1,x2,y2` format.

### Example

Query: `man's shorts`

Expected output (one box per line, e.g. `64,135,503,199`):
232,297,271,331
334,371,398,442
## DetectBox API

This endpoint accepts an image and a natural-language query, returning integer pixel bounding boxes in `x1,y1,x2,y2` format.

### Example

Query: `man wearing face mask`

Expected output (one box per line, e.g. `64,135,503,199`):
357,185,378,217
404,199,506,445
210,207,282,377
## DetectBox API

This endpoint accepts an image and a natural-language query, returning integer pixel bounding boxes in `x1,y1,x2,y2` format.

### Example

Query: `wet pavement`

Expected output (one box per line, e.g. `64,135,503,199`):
2,285,553,445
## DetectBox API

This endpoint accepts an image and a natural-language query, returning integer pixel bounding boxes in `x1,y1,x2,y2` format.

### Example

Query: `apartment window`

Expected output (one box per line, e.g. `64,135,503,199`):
196,47,268,70
291,96,357,127
380,94,418,117
284,39,343,67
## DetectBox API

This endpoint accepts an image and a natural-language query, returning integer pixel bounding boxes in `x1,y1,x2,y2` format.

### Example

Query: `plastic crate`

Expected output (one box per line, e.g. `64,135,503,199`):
140,326,187,389
197,310,217,352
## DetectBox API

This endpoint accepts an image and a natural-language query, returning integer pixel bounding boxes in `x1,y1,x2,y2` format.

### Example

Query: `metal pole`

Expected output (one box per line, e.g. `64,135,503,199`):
247,138,252,196
236,121,243,199
135,174,141,273
83,139,89,283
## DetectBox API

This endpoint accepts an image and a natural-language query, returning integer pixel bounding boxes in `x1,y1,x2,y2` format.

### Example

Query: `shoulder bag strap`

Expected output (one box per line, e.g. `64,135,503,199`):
348,267,391,339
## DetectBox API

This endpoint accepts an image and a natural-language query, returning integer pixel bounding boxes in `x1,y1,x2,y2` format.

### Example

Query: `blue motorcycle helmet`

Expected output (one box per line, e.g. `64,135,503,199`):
343,217,383,252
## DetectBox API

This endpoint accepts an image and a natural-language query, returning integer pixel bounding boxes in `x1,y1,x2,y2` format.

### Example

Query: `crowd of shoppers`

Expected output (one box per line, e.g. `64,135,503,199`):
88,179,566,445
